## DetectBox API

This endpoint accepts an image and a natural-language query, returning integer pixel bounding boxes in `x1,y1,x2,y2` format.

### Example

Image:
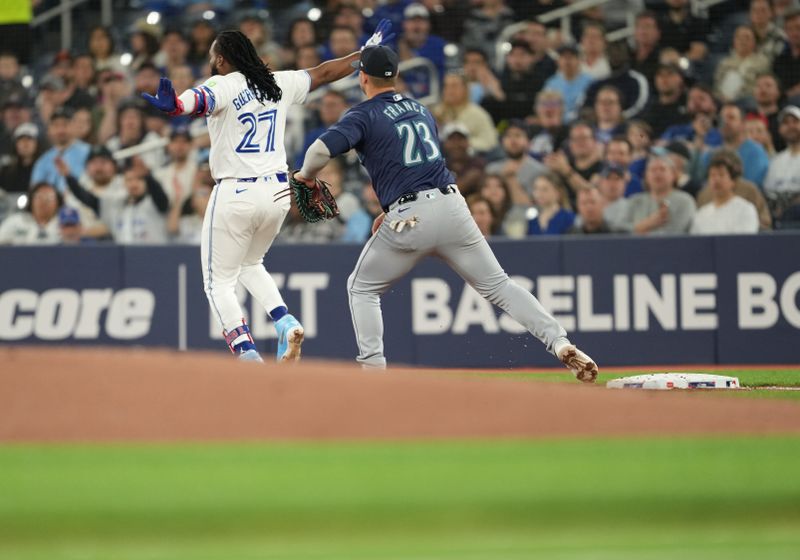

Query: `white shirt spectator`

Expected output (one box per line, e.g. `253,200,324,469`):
763,149,800,195
690,195,759,234
66,174,126,234
155,159,198,205
0,212,60,245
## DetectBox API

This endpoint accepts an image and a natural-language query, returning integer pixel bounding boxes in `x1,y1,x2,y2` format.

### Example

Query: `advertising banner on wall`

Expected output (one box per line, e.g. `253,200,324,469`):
1,234,799,366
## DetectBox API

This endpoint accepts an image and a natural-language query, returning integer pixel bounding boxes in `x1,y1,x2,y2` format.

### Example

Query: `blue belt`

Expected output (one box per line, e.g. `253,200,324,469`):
236,172,288,183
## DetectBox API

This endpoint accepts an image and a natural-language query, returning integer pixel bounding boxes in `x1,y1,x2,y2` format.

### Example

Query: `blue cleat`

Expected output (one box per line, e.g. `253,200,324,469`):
238,349,264,363
274,314,304,362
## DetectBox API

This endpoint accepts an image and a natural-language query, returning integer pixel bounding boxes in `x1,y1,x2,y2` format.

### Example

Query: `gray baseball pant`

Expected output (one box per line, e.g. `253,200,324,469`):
347,187,569,368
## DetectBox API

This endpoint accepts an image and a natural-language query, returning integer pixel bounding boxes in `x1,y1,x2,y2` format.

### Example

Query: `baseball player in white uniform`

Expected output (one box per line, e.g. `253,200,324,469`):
144,24,394,362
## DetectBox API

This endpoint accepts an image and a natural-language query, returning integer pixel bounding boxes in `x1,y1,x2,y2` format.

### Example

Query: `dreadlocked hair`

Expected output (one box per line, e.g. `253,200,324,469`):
214,30,282,104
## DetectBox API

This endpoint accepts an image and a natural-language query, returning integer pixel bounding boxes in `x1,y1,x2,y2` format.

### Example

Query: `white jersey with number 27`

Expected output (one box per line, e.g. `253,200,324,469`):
199,70,311,181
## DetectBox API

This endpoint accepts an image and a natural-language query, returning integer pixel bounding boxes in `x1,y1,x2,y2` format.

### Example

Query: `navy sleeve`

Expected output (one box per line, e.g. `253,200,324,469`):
320,109,368,155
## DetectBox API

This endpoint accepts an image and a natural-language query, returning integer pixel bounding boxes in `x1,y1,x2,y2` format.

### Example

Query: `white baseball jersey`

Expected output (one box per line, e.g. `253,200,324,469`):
197,70,311,180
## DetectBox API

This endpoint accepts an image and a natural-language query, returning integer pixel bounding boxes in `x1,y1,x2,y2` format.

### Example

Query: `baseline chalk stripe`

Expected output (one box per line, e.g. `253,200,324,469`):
606,373,741,390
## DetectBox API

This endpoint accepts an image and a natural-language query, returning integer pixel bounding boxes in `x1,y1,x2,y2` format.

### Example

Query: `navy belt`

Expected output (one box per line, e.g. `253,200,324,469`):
382,185,457,213
236,172,288,183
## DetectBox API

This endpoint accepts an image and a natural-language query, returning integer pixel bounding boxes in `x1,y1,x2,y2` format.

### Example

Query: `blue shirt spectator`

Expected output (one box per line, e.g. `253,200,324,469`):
30,109,90,193
396,3,446,99
528,208,576,235
544,45,594,123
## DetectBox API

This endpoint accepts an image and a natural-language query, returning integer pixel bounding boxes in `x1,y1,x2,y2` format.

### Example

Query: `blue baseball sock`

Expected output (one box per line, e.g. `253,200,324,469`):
270,305,288,322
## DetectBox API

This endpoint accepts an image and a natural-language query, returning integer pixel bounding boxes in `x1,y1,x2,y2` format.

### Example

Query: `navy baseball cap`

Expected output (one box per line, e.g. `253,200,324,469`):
353,45,399,78
59,206,81,226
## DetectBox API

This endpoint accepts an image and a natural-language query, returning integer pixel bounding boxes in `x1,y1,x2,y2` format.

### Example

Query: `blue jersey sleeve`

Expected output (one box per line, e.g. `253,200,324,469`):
320,109,369,156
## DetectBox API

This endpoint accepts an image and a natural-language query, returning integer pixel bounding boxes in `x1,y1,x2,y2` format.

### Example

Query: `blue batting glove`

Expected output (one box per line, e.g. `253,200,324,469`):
141,77,182,115
363,18,395,49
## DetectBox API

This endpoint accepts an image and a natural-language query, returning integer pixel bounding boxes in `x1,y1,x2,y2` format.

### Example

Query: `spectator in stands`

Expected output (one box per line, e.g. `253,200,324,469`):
296,90,349,169
238,13,281,67
72,54,98,100
513,20,557,83
482,41,545,124
763,105,800,223
155,128,197,206
342,183,384,244
168,167,213,245
188,18,217,68
58,206,90,245
440,123,486,196
624,154,695,235
752,72,786,151
105,102,165,171
714,25,771,102
462,48,504,105
773,8,800,100
701,102,770,187
295,46,322,71
0,92,33,159
486,120,547,204
546,121,601,200
480,173,528,238
60,156,169,245
605,136,643,196
582,40,649,119
631,12,662,86
691,150,760,234
639,63,689,138
31,109,90,193
0,0,32,65
318,157,361,222
750,0,788,61
569,186,616,234
433,74,498,154
543,44,593,123
661,83,722,148
87,26,124,74
397,3,447,99
529,90,569,161
64,145,123,239
0,123,40,194
70,107,96,145
597,163,629,231
133,63,162,97
593,85,626,144
579,21,611,81
662,140,702,198
157,29,191,77
0,51,25,108
527,172,575,235
746,112,777,156
461,0,516,67
0,182,62,245
326,27,360,61
129,22,162,72
331,3,368,43
280,18,317,70
658,0,709,63
627,120,653,177
467,194,499,237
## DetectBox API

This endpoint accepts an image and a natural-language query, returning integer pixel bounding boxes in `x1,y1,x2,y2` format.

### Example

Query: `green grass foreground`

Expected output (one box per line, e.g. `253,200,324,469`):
1,437,799,559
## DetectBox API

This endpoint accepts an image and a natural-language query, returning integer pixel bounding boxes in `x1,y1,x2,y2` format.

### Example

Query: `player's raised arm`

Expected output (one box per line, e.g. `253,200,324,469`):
305,19,394,91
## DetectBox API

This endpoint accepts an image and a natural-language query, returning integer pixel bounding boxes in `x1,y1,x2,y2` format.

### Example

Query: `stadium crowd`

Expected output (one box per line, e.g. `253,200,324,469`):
1,0,800,246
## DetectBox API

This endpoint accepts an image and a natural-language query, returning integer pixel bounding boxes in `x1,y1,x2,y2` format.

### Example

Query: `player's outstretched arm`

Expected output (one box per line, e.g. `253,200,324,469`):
305,19,394,91
142,77,199,116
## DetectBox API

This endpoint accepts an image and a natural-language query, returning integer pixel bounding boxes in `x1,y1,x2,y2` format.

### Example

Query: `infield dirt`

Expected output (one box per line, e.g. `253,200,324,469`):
2,347,800,442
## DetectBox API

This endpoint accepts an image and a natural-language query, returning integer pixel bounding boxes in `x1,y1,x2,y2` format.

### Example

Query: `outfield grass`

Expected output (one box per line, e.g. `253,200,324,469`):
1,437,799,559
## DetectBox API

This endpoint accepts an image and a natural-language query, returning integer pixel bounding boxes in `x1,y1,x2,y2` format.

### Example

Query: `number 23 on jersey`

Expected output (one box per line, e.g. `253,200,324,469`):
395,119,441,167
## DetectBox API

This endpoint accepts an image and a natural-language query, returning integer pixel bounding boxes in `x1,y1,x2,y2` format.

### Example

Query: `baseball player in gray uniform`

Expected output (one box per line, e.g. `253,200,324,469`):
296,46,598,381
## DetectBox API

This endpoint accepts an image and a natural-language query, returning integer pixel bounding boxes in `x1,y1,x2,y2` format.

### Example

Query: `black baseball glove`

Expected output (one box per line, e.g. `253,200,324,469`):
289,171,340,223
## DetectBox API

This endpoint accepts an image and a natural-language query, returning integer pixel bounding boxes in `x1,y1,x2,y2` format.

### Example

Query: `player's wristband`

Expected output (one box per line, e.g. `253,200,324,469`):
168,96,185,117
